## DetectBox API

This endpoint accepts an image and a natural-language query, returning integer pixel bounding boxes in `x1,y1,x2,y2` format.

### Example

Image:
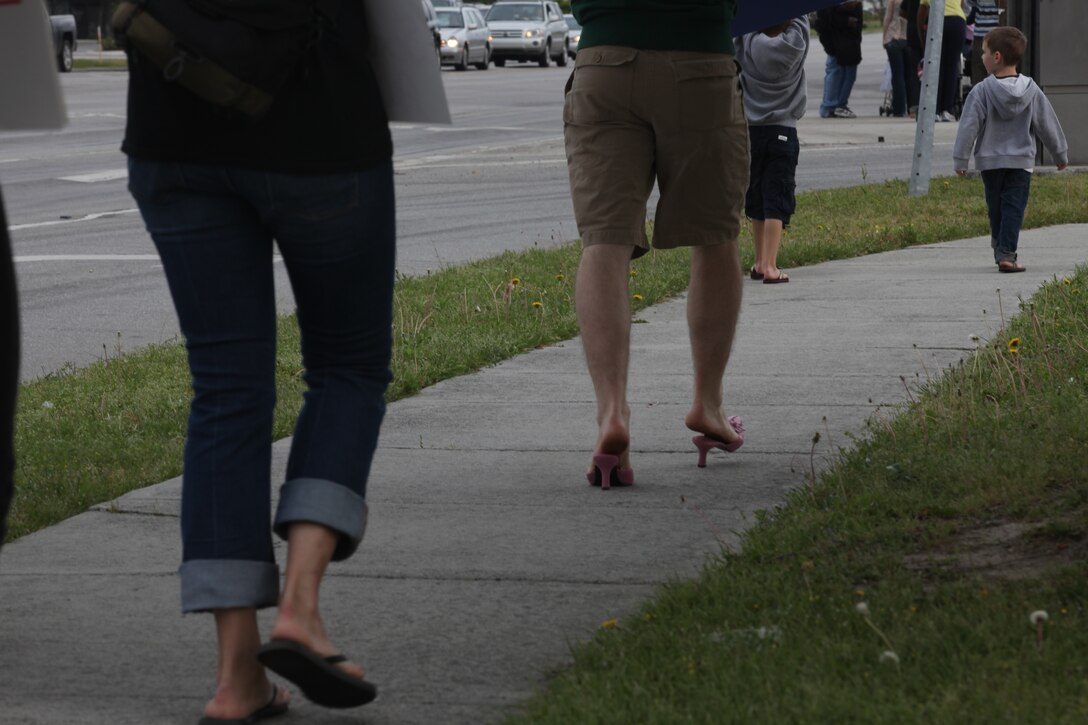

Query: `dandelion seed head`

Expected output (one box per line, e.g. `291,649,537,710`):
856,602,870,616
879,650,900,664
1030,610,1048,625
41,401,55,409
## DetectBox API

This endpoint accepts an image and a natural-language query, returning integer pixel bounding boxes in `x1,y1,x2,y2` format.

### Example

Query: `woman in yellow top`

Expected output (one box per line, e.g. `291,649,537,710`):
918,0,968,121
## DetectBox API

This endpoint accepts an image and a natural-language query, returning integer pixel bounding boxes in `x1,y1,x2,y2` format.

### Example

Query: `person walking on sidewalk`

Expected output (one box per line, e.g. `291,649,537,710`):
883,0,914,118
736,15,809,285
816,1,863,119
122,0,395,720
0,189,16,554
953,26,1068,273
918,0,968,122
966,0,1001,87
565,0,748,487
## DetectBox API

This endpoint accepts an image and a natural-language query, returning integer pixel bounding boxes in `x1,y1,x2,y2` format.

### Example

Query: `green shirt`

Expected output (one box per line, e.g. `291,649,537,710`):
573,0,737,55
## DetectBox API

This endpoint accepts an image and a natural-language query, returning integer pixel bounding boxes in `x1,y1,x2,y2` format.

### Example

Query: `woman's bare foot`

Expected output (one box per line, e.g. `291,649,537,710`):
588,405,632,475
203,673,289,721
685,403,741,445
269,605,366,681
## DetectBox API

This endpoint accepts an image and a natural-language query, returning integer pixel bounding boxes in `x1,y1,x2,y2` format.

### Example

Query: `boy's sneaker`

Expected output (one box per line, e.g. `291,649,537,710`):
833,107,857,119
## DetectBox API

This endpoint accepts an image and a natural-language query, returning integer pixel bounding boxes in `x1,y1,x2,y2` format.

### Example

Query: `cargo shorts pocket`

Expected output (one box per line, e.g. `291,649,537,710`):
675,57,741,131
563,46,638,125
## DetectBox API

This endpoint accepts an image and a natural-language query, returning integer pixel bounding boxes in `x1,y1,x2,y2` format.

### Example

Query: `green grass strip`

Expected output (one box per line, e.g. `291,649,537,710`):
508,264,1088,724
8,174,1088,540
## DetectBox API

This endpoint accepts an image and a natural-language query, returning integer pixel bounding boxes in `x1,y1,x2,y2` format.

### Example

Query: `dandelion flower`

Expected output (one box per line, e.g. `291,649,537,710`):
630,270,639,277
632,293,644,301
1063,277,1073,285
602,618,618,630
555,273,565,281
879,650,900,665
644,612,655,622
1007,337,1021,354
41,401,55,409
511,277,521,285
1029,610,1048,625
1061,608,1069,615
855,589,866,597
531,301,543,308
856,602,870,616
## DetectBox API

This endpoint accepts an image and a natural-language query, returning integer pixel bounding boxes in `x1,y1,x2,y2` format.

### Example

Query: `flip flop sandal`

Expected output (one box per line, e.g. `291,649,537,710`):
762,272,789,284
258,640,377,709
749,267,764,280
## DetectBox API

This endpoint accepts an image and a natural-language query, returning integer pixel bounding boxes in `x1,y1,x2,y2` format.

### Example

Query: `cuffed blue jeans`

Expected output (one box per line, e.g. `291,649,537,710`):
820,54,858,118
128,159,396,613
981,168,1032,264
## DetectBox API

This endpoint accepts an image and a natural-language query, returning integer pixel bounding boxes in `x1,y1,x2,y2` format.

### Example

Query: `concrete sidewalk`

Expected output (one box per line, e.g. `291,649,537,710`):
2,225,1087,724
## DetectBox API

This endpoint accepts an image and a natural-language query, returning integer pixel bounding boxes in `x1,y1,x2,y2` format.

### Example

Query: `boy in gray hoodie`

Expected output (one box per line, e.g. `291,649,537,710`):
736,15,808,284
953,26,1068,273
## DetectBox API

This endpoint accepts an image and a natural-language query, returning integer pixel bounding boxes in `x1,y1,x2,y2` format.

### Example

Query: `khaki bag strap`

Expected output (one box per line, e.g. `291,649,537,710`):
112,0,274,118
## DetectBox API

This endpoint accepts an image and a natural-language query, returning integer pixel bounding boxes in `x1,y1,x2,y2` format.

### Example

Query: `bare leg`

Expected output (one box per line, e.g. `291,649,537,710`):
758,218,786,280
751,219,765,275
204,609,290,720
575,243,636,471
684,243,743,444
269,522,365,680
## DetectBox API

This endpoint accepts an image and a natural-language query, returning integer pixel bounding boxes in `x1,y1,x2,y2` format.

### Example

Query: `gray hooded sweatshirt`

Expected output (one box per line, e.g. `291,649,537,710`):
953,74,1069,172
734,16,809,128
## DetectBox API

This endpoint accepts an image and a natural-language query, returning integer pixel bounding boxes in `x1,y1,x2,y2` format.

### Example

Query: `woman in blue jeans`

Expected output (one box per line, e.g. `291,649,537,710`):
883,0,913,117
123,2,394,721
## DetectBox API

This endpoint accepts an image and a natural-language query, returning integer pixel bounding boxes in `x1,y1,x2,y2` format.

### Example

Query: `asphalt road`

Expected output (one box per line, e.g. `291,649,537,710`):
4,31,954,382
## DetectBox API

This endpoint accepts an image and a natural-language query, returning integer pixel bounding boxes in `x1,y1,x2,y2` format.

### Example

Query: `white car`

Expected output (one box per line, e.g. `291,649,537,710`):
486,0,568,68
437,6,492,71
563,14,581,60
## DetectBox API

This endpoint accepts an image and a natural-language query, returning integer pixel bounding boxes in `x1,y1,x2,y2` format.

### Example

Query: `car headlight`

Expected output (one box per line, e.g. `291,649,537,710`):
574,34,581,43
524,28,540,38
445,37,459,48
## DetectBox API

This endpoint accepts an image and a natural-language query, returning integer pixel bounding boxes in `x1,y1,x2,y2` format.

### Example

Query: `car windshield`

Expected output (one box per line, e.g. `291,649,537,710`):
436,9,464,27
565,17,580,30
488,4,544,22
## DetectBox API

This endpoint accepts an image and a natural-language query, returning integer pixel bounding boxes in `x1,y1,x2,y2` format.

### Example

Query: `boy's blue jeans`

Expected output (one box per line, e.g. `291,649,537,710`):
128,159,396,613
981,168,1032,264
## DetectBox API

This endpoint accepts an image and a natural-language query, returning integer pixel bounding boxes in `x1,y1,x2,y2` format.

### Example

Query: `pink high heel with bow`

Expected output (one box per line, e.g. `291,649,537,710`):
692,416,745,468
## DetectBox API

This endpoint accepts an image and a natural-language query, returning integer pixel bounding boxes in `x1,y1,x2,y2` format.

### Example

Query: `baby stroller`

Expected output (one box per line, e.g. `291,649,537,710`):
878,60,894,116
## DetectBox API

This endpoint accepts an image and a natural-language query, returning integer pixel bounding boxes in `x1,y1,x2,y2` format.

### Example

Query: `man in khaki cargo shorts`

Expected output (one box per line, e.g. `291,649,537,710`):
565,0,749,488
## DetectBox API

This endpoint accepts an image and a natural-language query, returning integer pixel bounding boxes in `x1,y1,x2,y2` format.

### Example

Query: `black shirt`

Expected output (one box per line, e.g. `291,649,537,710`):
121,0,392,174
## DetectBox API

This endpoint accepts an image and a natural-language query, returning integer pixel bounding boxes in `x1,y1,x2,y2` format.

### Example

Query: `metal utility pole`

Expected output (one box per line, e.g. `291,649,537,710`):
909,0,946,196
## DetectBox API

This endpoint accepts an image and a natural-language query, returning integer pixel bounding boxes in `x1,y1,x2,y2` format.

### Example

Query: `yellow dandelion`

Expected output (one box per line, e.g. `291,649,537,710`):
511,277,521,285
632,293,644,301
531,300,543,308
555,273,565,281
1061,608,1069,615
1008,337,1021,354
630,270,639,277
1073,289,1082,295
1063,277,1073,285
643,612,655,622
855,588,865,597
943,180,950,187
601,618,618,630
817,224,824,231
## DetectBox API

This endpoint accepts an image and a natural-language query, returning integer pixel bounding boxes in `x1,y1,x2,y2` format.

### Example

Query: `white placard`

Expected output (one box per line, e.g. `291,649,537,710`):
364,0,451,124
0,0,68,130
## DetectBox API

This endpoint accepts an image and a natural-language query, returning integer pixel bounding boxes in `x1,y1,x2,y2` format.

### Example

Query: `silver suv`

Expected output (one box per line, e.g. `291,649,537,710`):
486,0,568,67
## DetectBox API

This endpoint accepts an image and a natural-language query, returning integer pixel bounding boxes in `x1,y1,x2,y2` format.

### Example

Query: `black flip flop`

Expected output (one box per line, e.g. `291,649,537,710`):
762,272,789,284
749,267,764,280
197,685,288,725
257,640,377,709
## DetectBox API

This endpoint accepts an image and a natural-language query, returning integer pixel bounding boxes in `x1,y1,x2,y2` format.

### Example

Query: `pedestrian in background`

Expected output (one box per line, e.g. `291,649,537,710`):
816,1,863,119
901,0,924,117
736,15,809,285
918,0,968,121
967,0,1001,87
0,189,16,554
883,0,913,117
565,0,748,486
953,26,1068,273
123,0,395,720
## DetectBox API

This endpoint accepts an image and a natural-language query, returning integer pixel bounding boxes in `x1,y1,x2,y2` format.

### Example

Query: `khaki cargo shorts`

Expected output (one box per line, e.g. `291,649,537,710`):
564,46,750,254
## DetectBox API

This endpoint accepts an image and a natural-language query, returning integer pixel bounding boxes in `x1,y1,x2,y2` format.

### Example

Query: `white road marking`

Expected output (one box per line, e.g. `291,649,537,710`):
9,208,140,231
59,169,129,183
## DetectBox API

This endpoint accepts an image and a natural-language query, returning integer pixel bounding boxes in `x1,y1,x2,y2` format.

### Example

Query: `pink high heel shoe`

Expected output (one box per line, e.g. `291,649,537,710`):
585,453,635,490
692,416,745,468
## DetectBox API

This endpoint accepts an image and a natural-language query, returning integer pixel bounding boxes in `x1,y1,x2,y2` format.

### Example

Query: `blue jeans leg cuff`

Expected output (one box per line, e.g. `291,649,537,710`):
180,559,280,613
274,478,368,562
